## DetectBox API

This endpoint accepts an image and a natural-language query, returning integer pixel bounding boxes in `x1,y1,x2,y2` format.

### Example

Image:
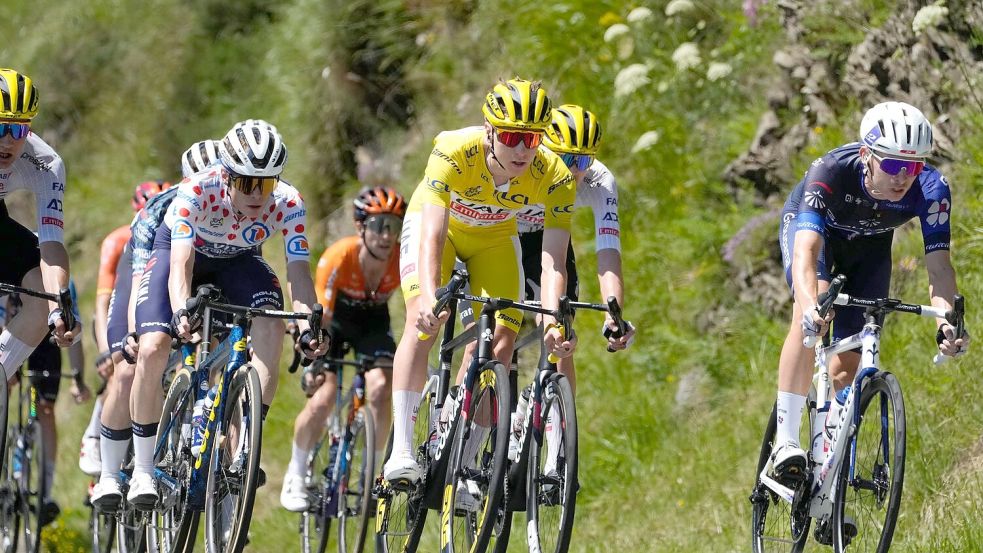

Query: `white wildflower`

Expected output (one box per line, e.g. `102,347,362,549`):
631,131,661,153
665,0,696,17
912,2,948,36
672,42,702,71
604,23,630,43
614,64,650,97
627,7,654,23
706,62,732,81
657,81,670,93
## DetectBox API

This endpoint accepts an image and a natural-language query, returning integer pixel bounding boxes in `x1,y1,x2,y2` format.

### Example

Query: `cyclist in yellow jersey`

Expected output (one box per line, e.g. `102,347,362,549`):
385,78,577,484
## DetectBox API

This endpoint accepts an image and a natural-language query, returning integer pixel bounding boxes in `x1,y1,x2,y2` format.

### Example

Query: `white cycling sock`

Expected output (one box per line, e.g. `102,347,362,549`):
775,391,807,447
131,422,158,478
287,440,309,478
462,425,490,469
85,397,104,439
544,403,562,474
0,330,35,380
391,390,421,459
100,426,132,483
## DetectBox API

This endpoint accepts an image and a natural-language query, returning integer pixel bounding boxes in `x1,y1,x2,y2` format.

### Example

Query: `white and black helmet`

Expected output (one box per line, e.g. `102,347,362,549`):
181,139,220,178
859,101,933,159
218,119,287,177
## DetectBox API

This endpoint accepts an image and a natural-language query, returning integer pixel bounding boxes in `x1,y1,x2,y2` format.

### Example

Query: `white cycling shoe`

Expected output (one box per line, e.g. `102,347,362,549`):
91,478,123,512
383,453,423,484
127,473,158,511
769,441,808,484
280,473,310,512
454,479,481,513
78,436,102,476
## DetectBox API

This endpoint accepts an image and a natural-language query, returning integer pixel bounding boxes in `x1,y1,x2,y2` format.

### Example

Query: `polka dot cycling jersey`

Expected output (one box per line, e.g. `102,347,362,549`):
162,169,310,262
0,133,66,244
783,143,951,254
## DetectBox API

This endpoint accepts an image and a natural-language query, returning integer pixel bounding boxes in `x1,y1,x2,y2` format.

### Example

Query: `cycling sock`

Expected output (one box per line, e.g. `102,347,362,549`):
0,329,34,380
544,403,562,474
100,425,133,482
391,390,421,458
131,421,159,477
775,391,807,447
462,424,490,470
84,397,104,438
287,440,309,477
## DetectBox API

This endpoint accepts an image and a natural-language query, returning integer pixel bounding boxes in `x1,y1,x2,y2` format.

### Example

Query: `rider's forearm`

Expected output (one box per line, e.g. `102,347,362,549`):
596,249,624,308
286,261,318,333
94,292,111,351
541,229,569,326
39,242,71,310
168,244,195,313
68,339,85,377
419,203,449,301
791,232,822,310
926,250,958,327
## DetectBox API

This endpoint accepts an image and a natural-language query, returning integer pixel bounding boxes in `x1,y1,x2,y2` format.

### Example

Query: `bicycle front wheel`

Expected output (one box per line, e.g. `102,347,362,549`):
750,404,809,553
0,428,20,553
150,368,199,553
302,433,332,553
19,424,45,553
204,365,263,553
526,373,578,553
831,372,905,553
338,405,376,553
89,500,116,553
442,361,510,553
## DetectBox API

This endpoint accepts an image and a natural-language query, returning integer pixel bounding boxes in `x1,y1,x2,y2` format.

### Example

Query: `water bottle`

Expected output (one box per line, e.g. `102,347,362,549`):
191,385,218,458
428,406,442,458
323,438,340,516
811,400,830,467
12,437,24,480
508,388,530,462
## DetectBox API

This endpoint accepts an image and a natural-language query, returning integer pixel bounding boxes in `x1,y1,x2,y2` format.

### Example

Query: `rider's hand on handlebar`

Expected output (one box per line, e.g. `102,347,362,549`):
800,304,833,341
171,309,196,342
298,328,329,360
48,308,82,347
937,323,970,357
603,317,636,351
416,294,449,338
545,324,577,359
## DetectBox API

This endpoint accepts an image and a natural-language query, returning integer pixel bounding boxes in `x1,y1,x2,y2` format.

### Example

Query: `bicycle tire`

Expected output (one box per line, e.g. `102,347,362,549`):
89,497,116,553
0,427,20,553
376,377,438,553
526,373,577,553
115,504,148,553
302,432,332,553
149,368,200,553
0,372,6,477
831,371,905,553
441,361,510,553
204,365,263,553
338,405,376,553
19,423,44,553
750,403,810,553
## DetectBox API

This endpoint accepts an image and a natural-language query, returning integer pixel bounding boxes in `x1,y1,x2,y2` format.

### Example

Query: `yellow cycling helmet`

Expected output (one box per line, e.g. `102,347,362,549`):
481,78,552,132
544,104,603,155
0,68,40,120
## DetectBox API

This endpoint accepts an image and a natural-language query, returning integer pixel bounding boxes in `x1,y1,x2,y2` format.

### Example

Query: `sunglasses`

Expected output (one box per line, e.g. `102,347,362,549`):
560,153,594,171
872,152,924,177
0,122,30,140
228,173,279,196
496,130,543,149
364,214,403,236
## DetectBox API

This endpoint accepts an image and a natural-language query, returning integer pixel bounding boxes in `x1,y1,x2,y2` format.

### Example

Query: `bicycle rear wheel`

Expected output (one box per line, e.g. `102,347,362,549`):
204,365,263,553
149,368,199,553
338,405,375,553
831,372,905,553
89,498,116,553
442,361,510,553
115,504,148,553
750,403,810,553
526,373,577,553
302,433,332,553
0,428,20,553
19,423,45,553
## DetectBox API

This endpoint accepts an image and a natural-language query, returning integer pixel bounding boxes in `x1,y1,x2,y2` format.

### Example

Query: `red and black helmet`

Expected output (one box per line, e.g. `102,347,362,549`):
353,186,406,222
132,180,172,211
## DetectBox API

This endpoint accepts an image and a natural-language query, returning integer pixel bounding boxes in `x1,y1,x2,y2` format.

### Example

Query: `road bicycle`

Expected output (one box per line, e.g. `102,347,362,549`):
290,347,391,553
148,284,323,553
750,275,966,552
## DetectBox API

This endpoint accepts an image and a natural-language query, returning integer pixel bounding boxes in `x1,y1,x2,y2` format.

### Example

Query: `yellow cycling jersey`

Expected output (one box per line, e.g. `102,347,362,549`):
407,126,576,234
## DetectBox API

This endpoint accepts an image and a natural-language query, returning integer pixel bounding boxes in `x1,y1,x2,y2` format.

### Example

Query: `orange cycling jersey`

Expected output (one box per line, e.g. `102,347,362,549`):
96,225,132,295
314,236,400,320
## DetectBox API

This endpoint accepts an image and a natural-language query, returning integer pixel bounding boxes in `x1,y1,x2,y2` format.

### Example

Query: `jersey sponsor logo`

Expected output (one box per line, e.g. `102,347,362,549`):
450,201,510,222
283,209,306,223
804,190,826,210
939,175,949,188
51,182,65,192
498,313,521,328
606,197,618,206
551,204,573,215
926,199,950,226
176,191,202,210
547,174,574,194
463,144,480,166
400,263,416,278
21,152,52,173
530,156,546,179
925,242,950,252
427,178,450,193
463,185,482,198
599,227,620,236
41,216,63,228
843,194,865,206
46,198,63,212
602,211,619,222
172,218,195,240
494,190,530,206
430,148,462,175
196,240,250,258
197,226,224,238
242,222,270,244
286,235,310,257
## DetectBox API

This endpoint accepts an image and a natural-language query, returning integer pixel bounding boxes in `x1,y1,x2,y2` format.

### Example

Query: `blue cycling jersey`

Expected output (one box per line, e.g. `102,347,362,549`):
783,143,951,253
130,187,179,276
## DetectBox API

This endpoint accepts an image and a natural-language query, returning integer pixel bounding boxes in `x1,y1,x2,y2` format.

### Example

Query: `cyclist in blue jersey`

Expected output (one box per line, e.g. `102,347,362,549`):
769,101,970,482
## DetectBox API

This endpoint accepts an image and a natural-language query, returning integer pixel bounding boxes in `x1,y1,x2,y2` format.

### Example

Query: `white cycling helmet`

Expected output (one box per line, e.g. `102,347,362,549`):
859,101,932,159
181,139,220,178
218,119,287,177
